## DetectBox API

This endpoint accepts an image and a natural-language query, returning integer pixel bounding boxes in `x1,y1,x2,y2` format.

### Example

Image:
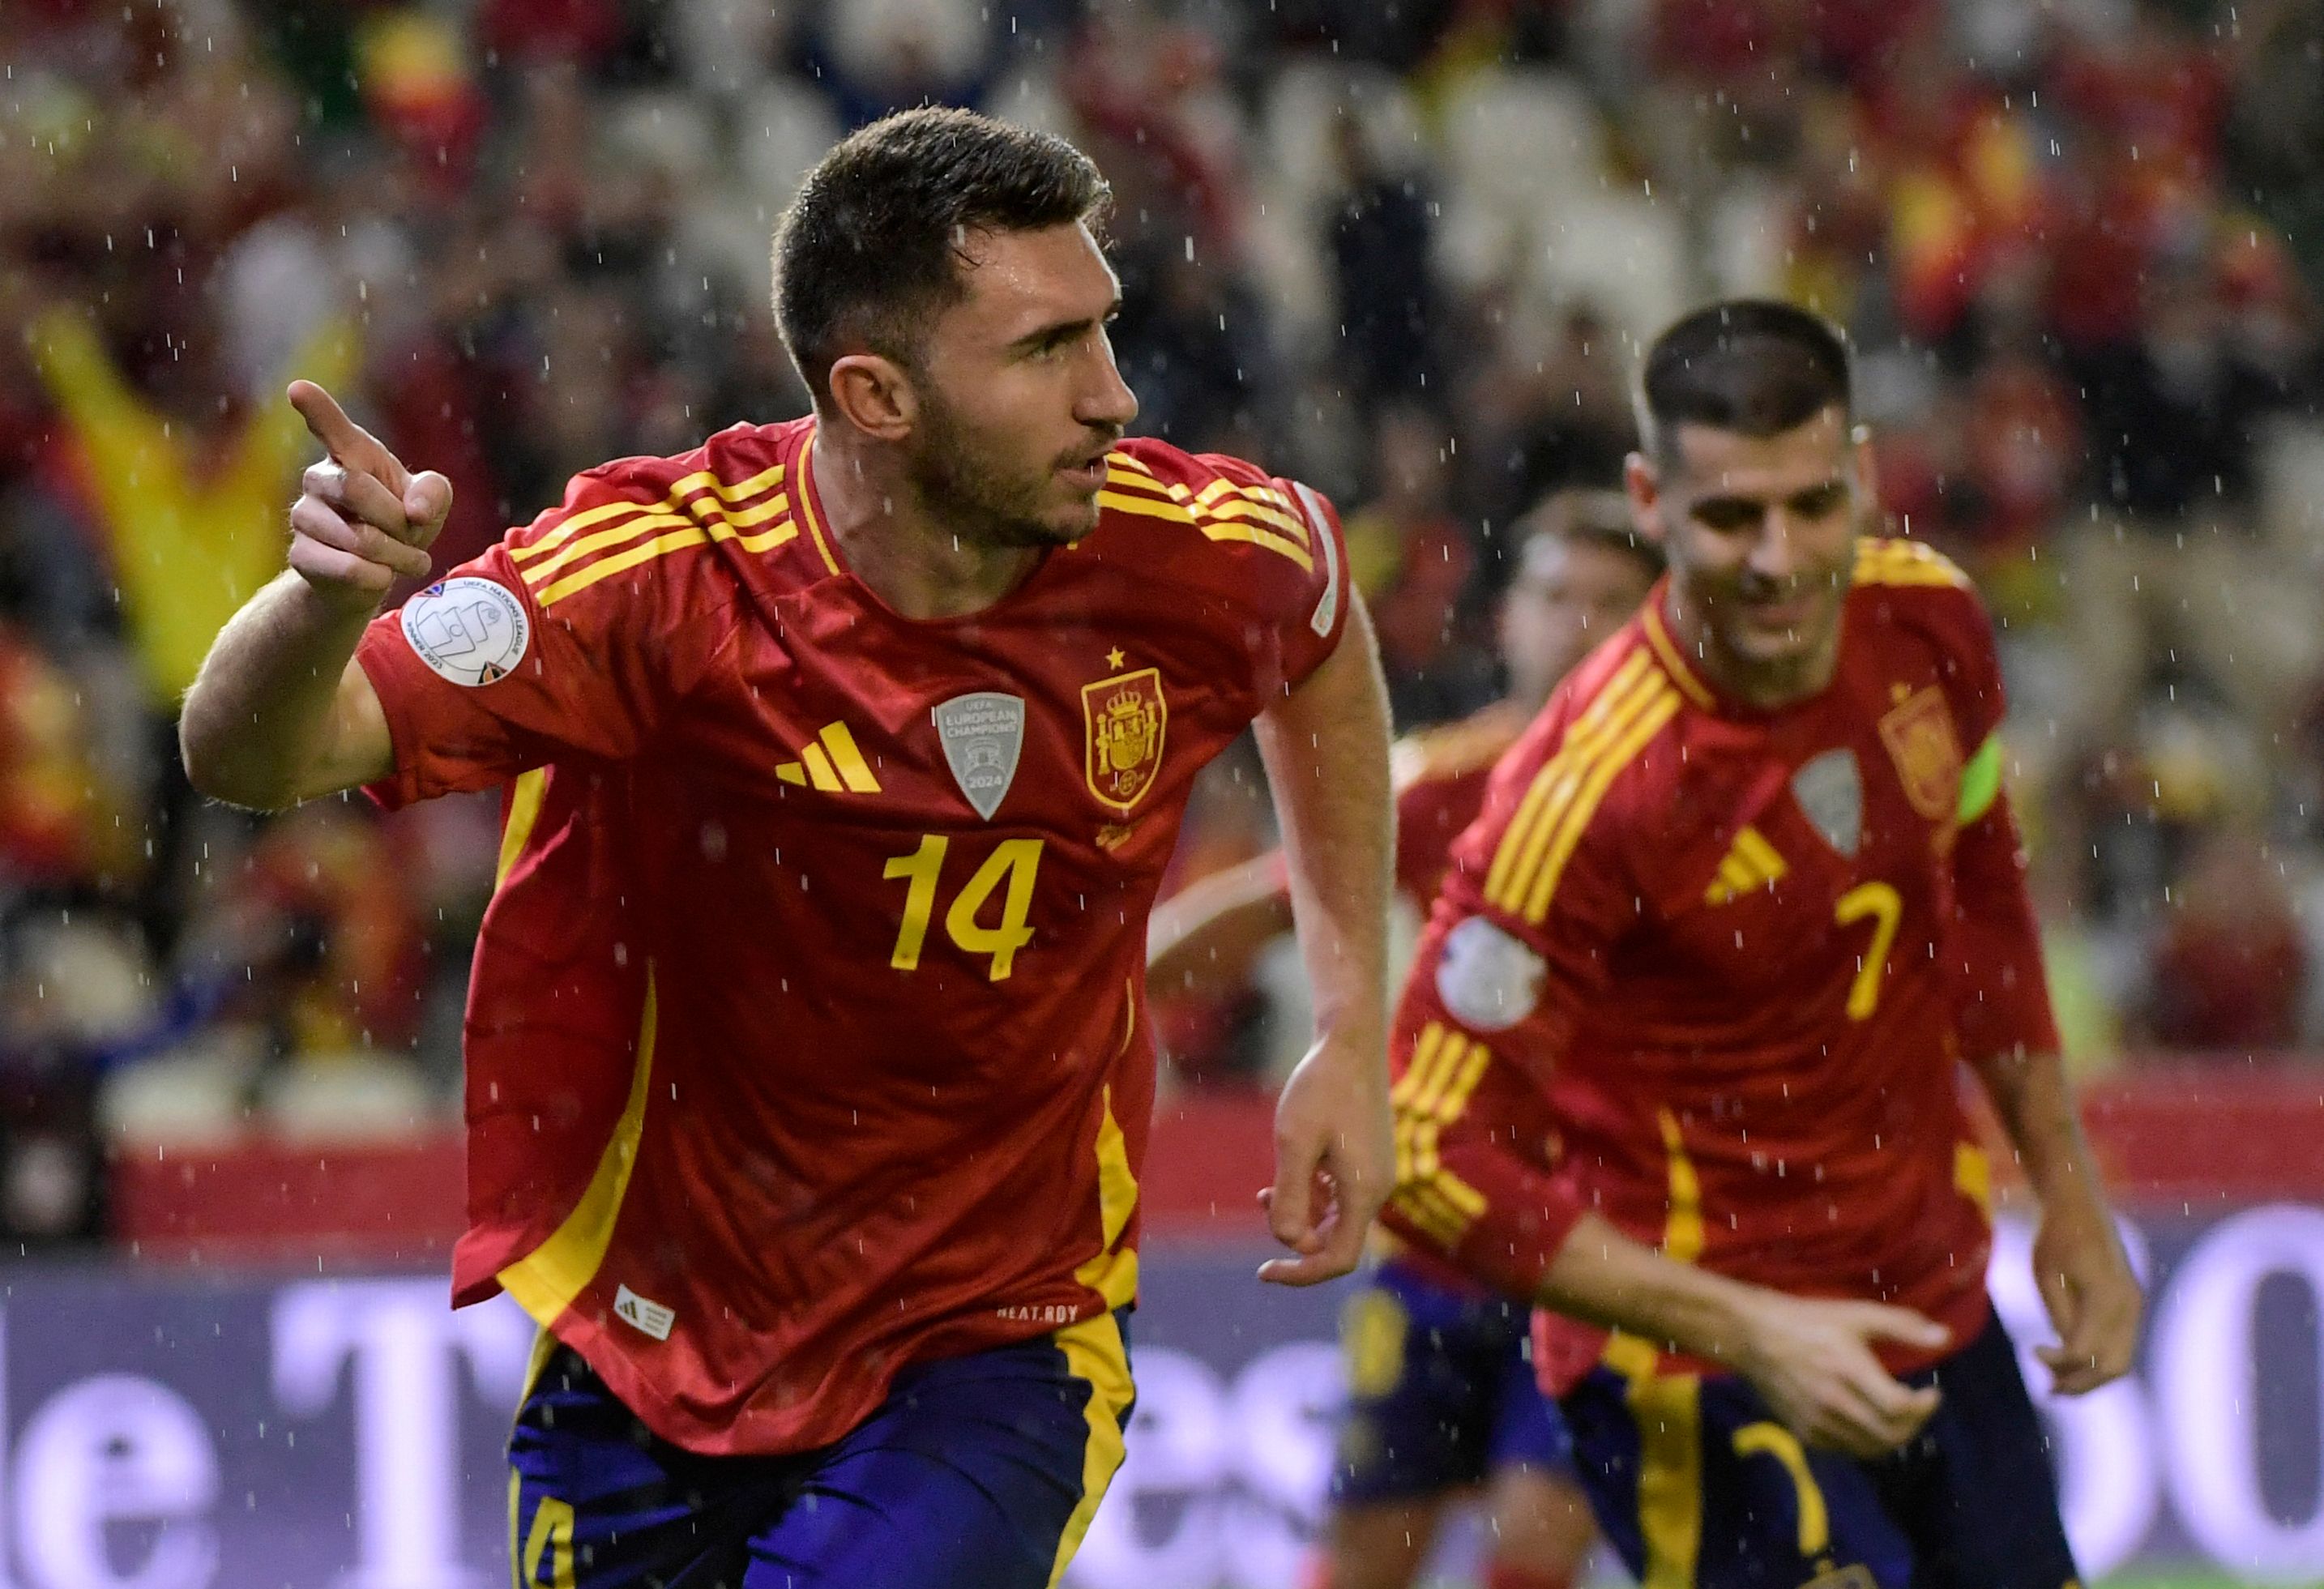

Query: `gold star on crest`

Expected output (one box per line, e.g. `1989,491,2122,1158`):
1106,647,1126,668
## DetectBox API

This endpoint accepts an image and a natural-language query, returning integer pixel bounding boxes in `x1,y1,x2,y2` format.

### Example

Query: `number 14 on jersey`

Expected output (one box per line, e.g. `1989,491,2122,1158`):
884,836,1045,980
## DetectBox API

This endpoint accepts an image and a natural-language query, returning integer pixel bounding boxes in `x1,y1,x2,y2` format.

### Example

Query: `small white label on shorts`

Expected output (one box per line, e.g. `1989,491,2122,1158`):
613,1284,675,1341
400,575,530,687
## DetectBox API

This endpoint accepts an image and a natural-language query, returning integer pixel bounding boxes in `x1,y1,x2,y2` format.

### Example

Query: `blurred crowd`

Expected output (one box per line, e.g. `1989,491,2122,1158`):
2,0,2322,1245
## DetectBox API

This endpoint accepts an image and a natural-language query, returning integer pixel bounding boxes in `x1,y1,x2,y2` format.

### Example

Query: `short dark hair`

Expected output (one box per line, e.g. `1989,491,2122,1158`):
773,107,1112,410
1636,299,1852,464
1517,487,1663,581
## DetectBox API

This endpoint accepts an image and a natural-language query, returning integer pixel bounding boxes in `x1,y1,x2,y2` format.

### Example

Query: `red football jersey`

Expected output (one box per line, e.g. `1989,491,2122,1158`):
356,420,1349,1454
1389,701,1527,903
1379,539,2057,1392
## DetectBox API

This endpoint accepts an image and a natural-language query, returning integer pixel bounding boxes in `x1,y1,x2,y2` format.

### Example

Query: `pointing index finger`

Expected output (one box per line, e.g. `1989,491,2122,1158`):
288,380,410,494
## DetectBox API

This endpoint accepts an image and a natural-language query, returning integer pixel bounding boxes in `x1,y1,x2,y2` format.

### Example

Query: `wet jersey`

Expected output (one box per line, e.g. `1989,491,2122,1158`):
1378,540,2056,1391
357,420,1348,1454
1391,702,1529,903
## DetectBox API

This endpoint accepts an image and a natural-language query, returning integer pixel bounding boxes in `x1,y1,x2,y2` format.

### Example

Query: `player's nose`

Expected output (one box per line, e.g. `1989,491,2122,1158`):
1079,343,1139,433
1749,512,1806,582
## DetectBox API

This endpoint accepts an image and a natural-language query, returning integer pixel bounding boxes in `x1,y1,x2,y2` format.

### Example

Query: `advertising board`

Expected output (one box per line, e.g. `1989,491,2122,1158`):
0,1207,2313,1587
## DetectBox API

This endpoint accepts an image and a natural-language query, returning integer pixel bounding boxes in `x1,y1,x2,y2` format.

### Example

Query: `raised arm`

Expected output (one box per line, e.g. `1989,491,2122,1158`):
1250,595,1395,1286
178,382,449,809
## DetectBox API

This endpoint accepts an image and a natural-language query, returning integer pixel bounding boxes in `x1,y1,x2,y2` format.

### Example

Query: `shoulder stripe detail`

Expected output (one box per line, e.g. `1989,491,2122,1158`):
1191,477,1310,544
536,528,707,606
519,494,791,587
1196,492,1312,544
1640,604,1716,710
1104,448,1160,478
1517,681,1678,923
1100,459,1318,571
1198,518,1314,572
532,513,798,607
509,463,784,565
1852,536,1970,589
1483,650,1654,908
1102,463,1181,501
1095,488,1193,523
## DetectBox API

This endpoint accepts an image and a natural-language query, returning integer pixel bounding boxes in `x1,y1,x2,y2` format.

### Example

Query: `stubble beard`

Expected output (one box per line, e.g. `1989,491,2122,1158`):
908,395,1089,551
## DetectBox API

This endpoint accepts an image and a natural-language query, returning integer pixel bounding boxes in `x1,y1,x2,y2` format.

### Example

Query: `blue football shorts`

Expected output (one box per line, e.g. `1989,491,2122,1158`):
1331,1254,1576,1506
506,1310,1134,1589
1559,1311,2080,1589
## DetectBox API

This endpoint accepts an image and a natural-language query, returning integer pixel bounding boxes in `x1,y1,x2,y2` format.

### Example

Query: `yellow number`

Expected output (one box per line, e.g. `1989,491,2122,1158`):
884,836,1044,981
883,835,948,970
1732,1420,1831,1558
1833,880,1900,1021
522,1496,576,1589
944,838,1043,981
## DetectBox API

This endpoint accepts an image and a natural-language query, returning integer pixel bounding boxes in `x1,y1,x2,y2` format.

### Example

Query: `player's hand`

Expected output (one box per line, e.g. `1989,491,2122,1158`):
285,379,451,609
1734,1292,1950,1458
2031,1196,2142,1395
1256,1029,1392,1286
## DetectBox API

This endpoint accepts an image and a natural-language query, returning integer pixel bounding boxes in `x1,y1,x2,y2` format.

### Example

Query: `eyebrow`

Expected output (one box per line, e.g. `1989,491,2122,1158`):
1692,476,1847,516
1006,297,1123,355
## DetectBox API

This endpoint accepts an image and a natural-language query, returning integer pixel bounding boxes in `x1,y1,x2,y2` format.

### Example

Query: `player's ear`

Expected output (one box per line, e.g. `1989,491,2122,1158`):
1622,451,1668,547
827,353,919,442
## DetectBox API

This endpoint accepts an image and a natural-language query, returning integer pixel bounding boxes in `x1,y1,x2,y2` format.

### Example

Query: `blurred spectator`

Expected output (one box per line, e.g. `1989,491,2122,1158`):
1327,113,1442,412
1454,297,1634,532
2063,259,2322,754
2140,828,2309,1052
26,302,359,711
0,624,132,899
179,803,429,1065
1344,408,1493,726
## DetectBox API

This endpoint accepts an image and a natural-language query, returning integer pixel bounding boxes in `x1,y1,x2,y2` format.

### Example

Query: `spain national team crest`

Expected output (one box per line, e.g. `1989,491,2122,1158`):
1082,667,1168,814
1878,685,1964,821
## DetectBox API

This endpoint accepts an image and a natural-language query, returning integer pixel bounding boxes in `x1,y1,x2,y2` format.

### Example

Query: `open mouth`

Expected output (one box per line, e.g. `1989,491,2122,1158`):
1057,457,1109,492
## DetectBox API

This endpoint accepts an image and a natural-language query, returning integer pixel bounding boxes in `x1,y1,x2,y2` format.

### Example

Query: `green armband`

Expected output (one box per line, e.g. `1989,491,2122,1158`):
1957,734,2003,825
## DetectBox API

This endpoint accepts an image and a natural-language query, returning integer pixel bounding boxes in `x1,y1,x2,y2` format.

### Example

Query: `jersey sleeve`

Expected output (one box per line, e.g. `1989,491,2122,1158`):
1378,756,1646,1300
1930,581,2062,1062
356,459,744,809
1391,773,1467,903
1207,454,1351,695
1109,442,1351,702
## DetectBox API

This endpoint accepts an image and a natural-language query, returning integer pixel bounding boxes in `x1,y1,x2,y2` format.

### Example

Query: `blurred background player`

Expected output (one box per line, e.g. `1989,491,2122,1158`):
178,109,1396,1589
1151,489,1660,1589
1379,301,2143,1587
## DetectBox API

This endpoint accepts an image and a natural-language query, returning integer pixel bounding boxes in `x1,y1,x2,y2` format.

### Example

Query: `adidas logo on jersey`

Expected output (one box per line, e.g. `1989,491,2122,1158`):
1704,826,1787,904
613,1284,676,1341
775,722,882,793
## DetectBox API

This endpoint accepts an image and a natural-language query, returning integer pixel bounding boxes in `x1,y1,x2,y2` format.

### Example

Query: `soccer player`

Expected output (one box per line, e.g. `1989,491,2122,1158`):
1149,489,1660,1589
177,109,1397,1589
1378,300,2143,1587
